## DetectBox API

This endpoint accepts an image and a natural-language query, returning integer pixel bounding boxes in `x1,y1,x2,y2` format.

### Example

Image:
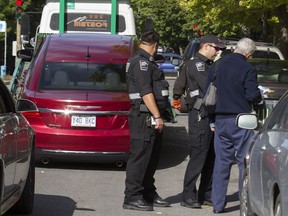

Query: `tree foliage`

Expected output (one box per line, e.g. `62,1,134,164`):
130,0,189,52
133,0,288,58
0,0,287,68
0,0,44,71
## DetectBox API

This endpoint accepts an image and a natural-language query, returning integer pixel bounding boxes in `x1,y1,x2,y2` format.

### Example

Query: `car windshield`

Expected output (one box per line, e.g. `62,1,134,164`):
38,62,127,91
249,59,288,84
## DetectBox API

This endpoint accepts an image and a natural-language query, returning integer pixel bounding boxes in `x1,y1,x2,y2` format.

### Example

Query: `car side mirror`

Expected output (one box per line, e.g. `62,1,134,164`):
236,113,258,130
30,37,36,47
17,49,33,62
21,35,30,45
16,99,38,112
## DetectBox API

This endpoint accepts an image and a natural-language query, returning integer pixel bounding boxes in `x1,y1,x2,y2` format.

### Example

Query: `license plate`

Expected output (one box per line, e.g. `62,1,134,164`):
71,115,96,127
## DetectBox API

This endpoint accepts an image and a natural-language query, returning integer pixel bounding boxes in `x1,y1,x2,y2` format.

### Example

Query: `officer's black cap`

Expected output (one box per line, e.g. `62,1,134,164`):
200,34,226,50
140,18,160,44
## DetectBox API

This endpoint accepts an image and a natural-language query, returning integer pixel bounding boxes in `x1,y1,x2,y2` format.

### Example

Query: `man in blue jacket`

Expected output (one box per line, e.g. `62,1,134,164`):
206,38,262,213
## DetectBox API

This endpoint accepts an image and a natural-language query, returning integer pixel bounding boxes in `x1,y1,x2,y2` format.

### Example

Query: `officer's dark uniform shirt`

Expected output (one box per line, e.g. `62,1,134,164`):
173,52,213,103
127,49,154,97
187,53,213,96
126,48,169,110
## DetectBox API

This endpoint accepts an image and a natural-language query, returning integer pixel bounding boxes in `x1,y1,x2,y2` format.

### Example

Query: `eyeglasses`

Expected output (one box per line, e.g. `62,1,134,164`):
208,44,220,52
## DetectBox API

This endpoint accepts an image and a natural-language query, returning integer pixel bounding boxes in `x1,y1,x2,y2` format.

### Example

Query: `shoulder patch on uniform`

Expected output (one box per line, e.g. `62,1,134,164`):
139,60,149,71
195,62,205,71
126,63,130,73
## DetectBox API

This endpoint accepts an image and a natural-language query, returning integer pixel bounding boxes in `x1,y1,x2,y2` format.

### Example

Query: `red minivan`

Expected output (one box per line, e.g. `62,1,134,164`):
17,33,137,166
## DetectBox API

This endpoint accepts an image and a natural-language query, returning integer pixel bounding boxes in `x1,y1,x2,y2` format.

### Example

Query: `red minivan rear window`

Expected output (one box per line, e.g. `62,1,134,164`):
38,62,127,92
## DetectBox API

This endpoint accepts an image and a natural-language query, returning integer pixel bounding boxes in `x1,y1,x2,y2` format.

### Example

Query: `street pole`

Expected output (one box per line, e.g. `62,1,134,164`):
0,21,7,77
16,20,21,51
16,19,21,63
59,0,65,33
4,25,7,66
111,0,117,34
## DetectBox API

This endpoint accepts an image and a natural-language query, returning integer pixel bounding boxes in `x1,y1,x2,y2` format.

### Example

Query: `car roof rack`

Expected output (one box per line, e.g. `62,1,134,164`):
222,38,276,47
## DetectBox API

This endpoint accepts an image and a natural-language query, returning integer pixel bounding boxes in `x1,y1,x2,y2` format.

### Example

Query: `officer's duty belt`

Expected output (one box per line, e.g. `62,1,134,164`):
130,103,149,113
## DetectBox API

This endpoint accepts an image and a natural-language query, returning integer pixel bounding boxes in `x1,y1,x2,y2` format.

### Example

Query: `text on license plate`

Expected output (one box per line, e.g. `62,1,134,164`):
71,115,96,127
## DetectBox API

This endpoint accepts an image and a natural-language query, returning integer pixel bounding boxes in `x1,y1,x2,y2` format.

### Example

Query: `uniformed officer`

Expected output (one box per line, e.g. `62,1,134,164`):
123,19,170,211
173,34,226,208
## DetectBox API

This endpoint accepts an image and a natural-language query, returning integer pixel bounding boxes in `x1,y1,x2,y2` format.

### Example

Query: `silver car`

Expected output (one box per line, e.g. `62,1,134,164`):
237,90,288,216
0,78,35,215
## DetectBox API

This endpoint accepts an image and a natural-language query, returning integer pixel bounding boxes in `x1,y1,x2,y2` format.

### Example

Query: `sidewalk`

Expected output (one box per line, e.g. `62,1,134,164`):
1,74,12,86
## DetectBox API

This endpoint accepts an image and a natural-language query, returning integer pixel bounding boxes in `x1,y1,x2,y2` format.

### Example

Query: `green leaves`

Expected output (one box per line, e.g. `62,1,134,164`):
132,0,287,58
0,0,286,58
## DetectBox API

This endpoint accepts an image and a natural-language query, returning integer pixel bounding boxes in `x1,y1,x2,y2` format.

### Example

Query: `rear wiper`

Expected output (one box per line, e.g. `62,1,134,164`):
266,48,270,64
86,46,91,70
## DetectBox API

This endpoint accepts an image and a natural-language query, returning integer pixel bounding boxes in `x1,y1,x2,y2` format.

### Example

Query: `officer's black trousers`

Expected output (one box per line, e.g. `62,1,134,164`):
124,110,162,200
182,108,214,201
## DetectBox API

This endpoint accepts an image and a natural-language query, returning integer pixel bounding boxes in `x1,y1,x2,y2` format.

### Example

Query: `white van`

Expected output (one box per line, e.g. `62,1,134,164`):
39,0,136,35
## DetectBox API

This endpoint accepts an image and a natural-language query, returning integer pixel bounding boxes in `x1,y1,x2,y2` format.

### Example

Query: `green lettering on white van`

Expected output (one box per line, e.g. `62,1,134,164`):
67,0,75,9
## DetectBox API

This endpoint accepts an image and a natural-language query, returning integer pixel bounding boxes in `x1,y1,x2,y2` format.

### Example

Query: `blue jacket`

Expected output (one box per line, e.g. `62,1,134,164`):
206,53,262,115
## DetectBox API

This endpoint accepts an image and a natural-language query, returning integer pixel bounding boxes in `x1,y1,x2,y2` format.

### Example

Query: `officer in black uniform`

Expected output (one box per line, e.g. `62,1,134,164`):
173,34,225,209
123,19,170,211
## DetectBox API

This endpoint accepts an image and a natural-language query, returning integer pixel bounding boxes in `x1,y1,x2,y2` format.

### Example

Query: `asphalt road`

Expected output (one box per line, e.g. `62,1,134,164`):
7,114,240,216
6,78,241,216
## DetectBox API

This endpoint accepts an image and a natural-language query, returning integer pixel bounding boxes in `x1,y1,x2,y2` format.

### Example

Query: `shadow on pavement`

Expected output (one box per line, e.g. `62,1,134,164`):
36,161,127,172
7,194,80,216
224,204,240,213
227,191,239,202
223,192,240,213
165,192,240,213
158,124,188,170
165,192,183,205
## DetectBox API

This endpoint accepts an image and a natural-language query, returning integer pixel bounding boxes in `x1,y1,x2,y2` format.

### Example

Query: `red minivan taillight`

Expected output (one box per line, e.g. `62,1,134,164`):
21,111,41,118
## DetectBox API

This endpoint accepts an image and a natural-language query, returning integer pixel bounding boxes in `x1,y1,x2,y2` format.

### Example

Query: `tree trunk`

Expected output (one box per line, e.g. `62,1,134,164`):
275,4,288,60
262,10,270,42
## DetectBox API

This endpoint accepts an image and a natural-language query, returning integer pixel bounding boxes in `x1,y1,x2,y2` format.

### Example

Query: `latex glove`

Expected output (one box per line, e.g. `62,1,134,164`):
210,123,215,132
172,99,181,111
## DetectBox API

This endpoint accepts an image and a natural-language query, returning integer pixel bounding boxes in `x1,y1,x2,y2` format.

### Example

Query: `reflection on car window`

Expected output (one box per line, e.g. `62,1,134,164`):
39,62,127,92
0,83,14,113
0,95,6,113
164,56,171,61
279,104,288,130
253,50,280,59
266,94,288,130
249,60,288,84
